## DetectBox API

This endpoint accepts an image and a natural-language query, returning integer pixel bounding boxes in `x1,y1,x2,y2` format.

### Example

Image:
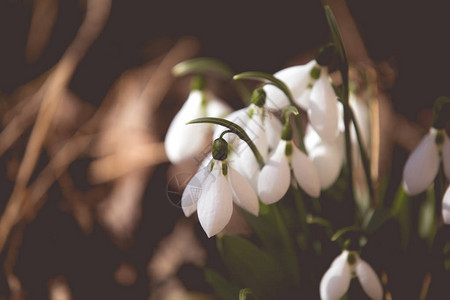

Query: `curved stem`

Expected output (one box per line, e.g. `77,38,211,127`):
234,72,307,153
188,117,265,169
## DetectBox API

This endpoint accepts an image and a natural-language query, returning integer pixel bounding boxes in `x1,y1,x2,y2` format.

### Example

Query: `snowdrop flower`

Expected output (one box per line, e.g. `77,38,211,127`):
215,88,282,188
181,137,259,237
258,120,320,204
264,47,340,144
320,250,383,300
304,93,369,189
442,186,450,224
165,76,231,164
402,127,450,196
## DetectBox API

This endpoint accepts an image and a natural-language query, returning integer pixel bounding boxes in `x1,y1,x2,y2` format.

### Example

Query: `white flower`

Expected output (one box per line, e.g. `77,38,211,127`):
214,104,282,188
304,94,371,190
320,250,383,300
264,60,339,144
165,90,231,164
258,139,320,204
402,128,450,196
442,186,450,224
181,159,259,237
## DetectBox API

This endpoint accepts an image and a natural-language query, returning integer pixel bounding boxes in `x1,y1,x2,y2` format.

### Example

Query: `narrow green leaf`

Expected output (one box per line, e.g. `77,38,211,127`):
239,288,255,300
364,207,392,234
323,5,349,101
217,234,287,300
241,202,301,286
391,186,411,249
188,117,265,169
204,268,240,300
419,187,436,246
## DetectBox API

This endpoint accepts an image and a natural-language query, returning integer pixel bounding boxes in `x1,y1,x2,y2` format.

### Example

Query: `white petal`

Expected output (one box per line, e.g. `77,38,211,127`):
309,67,339,144
197,162,233,237
264,112,282,150
206,94,232,117
263,60,316,110
213,108,250,150
305,126,345,189
443,132,450,181
355,257,383,300
291,145,321,197
228,167,259,216
231,108,268,188
257,141,291,204
165,90,209,163
402,130,440,195
320,252,352,300
181,163,211,217
442,186,450,224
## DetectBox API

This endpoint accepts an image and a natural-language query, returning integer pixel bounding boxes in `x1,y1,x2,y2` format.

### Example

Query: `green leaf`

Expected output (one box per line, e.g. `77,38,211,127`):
239,288,255,300
217,234,287,300
204,268,240,300
188,117,265,169
419,187,436,245
323,5,349,100
364,207,392,234
391,186,411,249
241,202,301,286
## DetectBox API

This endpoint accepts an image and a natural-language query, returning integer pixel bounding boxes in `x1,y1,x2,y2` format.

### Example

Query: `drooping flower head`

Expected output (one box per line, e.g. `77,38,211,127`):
402,128,450,196
214,88,282,188
181,136,259,237
258,114,321,204
304,92,370,190
263,45,340,144
165,75,231,164
320,250,383,300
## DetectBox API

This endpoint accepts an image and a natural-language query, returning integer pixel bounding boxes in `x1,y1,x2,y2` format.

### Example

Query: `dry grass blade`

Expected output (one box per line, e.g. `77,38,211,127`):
0,0,112,253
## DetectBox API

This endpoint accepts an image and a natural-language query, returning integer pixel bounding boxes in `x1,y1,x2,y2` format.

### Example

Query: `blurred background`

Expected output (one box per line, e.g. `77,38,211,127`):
0,0,449,299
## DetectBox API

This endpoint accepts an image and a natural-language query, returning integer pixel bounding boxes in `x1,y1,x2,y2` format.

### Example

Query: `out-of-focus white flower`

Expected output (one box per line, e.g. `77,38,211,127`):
214,103,282,188
442,186,450,224
320,250,383,300
181,139,259,237
264,60,340,144
402,128,450,196
165,89,231,164
258,139,320,204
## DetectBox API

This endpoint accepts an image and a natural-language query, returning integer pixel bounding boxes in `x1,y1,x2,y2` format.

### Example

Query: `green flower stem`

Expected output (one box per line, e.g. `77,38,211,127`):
187,117,265,169
291,185,310,245
350,108,375,203
343,104,355,202
233,72,307,153
324,4,356,202
172,57,251,104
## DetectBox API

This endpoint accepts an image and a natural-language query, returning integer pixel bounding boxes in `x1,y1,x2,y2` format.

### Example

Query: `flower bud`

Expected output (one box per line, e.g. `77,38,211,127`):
250,87,266,107
212,137,228,161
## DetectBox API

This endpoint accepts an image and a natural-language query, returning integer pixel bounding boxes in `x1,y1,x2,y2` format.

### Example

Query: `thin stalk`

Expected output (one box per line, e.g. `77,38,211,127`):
350,108,375,202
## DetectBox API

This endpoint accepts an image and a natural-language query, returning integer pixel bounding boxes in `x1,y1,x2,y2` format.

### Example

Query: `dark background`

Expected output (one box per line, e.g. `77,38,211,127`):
0,0,449,299
1,0,450,117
